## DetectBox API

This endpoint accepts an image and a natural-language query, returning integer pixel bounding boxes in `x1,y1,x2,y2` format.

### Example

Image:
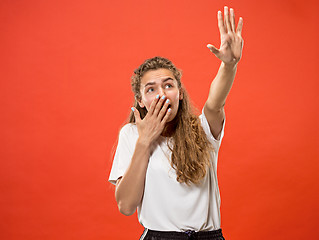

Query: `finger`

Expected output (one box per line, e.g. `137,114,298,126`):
148,94,160,115
224,6,232,33
236,17,243,36
207,44,220,56
153,95,166,116
230,8,236,32
217,10,226,35
131,107,141,123
158,98,170,120
160,108,171,125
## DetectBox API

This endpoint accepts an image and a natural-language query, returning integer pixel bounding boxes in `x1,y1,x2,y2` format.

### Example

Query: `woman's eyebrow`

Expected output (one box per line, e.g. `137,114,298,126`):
162,77,174,83
144,77,174,88
144,82,155,88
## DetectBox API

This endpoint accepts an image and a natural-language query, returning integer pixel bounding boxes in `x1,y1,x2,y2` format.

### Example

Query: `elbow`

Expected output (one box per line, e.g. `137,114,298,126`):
117,201,136,216
115,179,138,216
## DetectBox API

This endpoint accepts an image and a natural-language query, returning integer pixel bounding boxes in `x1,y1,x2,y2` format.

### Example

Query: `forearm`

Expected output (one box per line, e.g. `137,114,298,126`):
115,138,151,216
206,62,237,111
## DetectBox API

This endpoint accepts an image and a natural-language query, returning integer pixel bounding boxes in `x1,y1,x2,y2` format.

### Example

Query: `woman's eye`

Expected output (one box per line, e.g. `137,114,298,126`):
165,84,172,89
147,88,154,93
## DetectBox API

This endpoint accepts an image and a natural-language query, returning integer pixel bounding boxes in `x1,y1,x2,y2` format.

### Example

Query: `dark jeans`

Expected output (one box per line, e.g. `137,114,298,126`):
139,228,225,240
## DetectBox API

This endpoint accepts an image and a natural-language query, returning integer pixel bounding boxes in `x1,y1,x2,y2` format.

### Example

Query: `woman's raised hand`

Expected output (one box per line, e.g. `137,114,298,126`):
207,6,244,66
131,95,171,145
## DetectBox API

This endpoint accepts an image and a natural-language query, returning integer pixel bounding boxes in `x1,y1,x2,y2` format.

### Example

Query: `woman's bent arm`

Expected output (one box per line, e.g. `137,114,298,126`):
115,138,151,216
115,95,172,216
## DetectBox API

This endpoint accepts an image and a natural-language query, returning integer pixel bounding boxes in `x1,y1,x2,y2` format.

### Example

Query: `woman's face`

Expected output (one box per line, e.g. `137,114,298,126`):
138,68,183,122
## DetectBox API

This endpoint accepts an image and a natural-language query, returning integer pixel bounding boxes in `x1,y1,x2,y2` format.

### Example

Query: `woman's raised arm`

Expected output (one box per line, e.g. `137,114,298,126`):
204,6,244,139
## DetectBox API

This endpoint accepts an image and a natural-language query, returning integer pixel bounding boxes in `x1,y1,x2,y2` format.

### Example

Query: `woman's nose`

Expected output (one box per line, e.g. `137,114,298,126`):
158,87,165,96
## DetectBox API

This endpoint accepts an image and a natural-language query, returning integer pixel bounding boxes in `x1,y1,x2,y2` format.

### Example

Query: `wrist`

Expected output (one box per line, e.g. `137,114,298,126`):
221,61,238,70
136,137,152,148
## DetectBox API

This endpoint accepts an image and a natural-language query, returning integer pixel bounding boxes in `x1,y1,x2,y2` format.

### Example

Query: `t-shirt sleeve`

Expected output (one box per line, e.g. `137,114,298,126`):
108,124,137,185
199,108,226,152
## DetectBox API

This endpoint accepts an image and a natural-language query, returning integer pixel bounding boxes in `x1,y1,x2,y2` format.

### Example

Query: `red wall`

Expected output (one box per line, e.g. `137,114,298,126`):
1,0,318,239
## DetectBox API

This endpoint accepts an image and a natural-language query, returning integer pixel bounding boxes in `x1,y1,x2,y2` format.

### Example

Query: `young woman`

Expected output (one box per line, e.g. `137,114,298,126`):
109,6,243,240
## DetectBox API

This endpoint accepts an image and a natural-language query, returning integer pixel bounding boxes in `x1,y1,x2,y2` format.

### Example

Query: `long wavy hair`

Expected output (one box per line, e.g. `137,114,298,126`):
129,56,214,185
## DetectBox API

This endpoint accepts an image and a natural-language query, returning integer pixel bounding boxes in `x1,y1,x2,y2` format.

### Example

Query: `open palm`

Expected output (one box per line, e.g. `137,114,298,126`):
207,7,244,65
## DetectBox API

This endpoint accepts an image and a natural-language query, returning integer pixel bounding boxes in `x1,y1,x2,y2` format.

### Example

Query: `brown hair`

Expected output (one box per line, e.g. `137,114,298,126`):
129,56,214,185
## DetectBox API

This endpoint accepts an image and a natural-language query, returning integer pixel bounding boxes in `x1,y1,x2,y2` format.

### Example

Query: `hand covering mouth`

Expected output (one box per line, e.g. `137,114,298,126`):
161,104,171,110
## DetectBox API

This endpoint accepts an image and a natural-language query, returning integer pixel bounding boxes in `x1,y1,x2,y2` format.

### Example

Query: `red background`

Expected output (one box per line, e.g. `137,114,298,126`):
1,0,318,239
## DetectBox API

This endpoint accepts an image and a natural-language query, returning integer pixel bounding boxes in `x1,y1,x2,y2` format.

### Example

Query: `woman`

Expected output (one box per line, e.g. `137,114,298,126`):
109,6,243,240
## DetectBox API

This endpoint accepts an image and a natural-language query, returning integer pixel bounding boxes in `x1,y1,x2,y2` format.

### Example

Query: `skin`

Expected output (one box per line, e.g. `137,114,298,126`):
115,70,181,216
138,68,183,122
115,6,244,216
205,6,243,138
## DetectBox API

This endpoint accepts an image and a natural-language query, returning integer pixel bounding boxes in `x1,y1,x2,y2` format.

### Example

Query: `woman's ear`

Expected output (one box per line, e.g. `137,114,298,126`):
137,98,145,108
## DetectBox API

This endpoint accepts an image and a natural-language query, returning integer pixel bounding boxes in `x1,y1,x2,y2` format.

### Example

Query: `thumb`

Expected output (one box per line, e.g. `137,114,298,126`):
131,107,141,123
207,44,219,55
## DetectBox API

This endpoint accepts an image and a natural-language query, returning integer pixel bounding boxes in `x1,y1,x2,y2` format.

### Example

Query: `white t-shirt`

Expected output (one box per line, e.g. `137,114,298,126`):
109,108,225,231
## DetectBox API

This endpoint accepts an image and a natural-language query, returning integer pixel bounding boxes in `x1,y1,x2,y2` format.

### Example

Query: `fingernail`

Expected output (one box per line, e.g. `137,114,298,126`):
156,94,159,99
166,99,170,104
131,107,134,112
161,95,166,100
168,108,171,112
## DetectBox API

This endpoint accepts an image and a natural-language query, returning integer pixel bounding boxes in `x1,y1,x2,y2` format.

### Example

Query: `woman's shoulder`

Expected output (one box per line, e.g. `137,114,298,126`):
119,122,138,137
198,107,225,142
